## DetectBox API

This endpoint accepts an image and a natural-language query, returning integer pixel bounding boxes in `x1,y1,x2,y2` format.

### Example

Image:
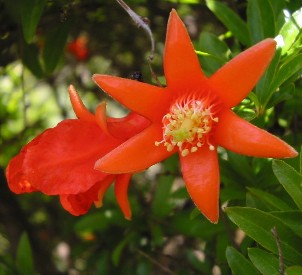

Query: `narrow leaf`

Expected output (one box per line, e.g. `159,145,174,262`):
248,248,280,275
247,187,292,211
271,211,302,238
285,266,302,275
226,207,302,264
206,0,250,45
21,0,47,43
43,20,71,74
226,247,260,275
272,160,302,211
16,233,34,275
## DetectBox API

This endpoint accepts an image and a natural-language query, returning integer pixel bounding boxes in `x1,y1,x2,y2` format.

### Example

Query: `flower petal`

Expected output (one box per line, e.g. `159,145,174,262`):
164,9,206,89
214,109,298,158
68,85,95,123
95,124,175,173
180,146,220,223
93,75,170,121
115,174,132,220
107,112,150,140
21,120,120,195
209,39,276,107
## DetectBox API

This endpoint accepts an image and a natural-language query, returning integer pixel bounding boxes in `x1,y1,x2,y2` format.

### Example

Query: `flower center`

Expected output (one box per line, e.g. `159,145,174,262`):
155,97,219,157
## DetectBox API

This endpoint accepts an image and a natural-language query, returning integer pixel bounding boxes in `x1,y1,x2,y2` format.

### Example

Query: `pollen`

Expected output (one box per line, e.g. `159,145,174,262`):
155,96,219,156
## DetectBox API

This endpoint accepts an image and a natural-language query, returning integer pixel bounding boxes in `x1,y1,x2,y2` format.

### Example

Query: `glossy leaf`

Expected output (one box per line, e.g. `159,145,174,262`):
247,0,275,44
226,207,302,264
285,266,302,275
16,233,34,275
247,187,292,211
272,160,302,211
43,21,71,74
22,43,43,78
248,248,280,275
206,0,250,45
20,0,46,43
279,8,302,55
226,246,260,275
271,54,302,93
271,211,302,238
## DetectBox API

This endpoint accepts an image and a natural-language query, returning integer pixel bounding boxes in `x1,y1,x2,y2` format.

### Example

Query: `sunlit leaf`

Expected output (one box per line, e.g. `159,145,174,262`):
279,8,302,55
285,266,302,275
226,246,260,275
248,248,280,275
272,160,302,211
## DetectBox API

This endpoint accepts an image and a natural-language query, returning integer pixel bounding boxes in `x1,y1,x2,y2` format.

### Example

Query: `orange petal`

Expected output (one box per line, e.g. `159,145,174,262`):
93,75,170,121
164,9,206,89
94,175,116,208
95,124,175,173
180,146,220,223
214,109,298,158
209,39,276,107
68,85,95,123
95,102,112,137
115,174,132,220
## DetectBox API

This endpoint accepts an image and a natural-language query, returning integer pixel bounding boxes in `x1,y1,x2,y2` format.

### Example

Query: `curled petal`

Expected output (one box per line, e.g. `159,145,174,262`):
95,124,175,173
94,175,116,208
214,109,298,158
164,9,206,89
68,85,95,123
95,102,112,137
209,39,276,107
180,146,220,223
115,174,132,220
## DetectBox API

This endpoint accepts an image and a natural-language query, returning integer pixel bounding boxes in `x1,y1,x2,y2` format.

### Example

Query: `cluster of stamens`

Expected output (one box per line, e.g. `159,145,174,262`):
155,97,219,157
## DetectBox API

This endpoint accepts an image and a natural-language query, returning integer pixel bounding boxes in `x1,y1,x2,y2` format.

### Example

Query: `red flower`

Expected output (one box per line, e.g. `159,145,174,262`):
92,10,297,223
67,35,89,61
6,86,149,219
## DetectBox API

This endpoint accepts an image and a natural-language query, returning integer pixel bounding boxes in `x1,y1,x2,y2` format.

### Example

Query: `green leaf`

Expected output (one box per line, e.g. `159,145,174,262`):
279,8,302,55
226,247,261,275
271,54,302,93
22,43,43,78
151,175,174,218
206,0,250,45
247,0,275,44
256,38,282,109
285,266,302,275
42,20,71,74
271,211,302,238
272,160,302,211
247,187,292,211
16,233,34,275
226,207,302,264
112,232,135,266
248,248,280,275
198,32,229,75
20,0,47,43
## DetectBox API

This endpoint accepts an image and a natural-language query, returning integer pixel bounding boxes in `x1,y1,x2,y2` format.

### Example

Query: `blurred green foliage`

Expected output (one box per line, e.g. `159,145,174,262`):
1,0,302,274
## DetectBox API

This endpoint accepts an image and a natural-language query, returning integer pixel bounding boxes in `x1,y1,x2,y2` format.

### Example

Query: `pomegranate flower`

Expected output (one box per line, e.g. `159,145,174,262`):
93,10,297,223
6,86,149,219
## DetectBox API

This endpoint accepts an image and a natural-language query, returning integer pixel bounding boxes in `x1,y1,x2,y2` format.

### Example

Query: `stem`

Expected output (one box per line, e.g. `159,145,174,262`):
271,226,284,275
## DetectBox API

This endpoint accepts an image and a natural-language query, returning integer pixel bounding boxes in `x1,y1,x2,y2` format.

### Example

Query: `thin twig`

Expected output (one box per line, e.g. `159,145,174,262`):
271,226,284,275
116,0,155,61
134,247,177,275
148,61,163,87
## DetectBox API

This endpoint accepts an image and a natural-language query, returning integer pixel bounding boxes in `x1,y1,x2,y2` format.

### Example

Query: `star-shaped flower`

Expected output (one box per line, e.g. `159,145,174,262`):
6,86,149,219
93,10,297,223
